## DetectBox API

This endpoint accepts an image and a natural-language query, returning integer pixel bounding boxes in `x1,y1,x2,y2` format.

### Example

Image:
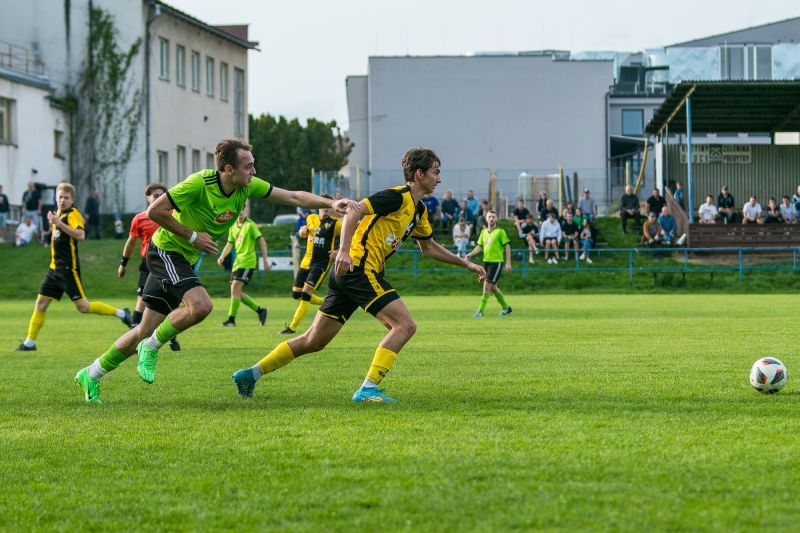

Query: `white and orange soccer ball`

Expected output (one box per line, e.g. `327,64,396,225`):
749,357,788,394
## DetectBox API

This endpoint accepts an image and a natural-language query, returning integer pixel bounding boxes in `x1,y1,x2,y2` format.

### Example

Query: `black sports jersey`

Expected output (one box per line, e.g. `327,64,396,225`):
310,215,341,267
49,207,84,270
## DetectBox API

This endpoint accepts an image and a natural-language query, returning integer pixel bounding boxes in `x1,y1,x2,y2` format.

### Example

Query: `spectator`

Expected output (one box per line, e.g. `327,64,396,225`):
295,208,309,233
334,189,343,200
540,198,559,221
536,191,549,217
512,198,531,233
793,185,800,213
578,188,597,222
560,210,579,261
85,187,101,239
579,217,593,264
518,213,539,263
698,195,718,224
658,206,677,244
22,181,42,234
113,213,125,238
476,199,490,233
674,182,685,210
717,185,737,224
15,215,38,247
741,195,762,224
459,200,476,226
539,211,562,264
452,218,471,258
563,200,575,217
764,197,782,224
620,185,642,234
421,193,441,228
780,195,797,224
646,187,666,215
573,207,589,229
0,184,8,243
441,190,459,230
463,190,479,220
641,212,662,247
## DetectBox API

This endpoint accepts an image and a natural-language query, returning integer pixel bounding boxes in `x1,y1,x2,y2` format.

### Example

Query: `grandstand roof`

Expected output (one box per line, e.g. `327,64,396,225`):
644,80,800,135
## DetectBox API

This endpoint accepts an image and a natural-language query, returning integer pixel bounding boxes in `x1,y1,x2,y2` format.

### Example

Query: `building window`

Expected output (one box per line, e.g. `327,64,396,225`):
191,51,200,92
176,45,186,87
621,109,644,136
755,45,772,80
176,145,186,183
206,152,215,170
54,130,65,158
157,150,169,183
205,57,215,96
0,98,13,143
192,148,201,171
721,44,772,80
220,62,229,101
158,38,169,80
234,68,245,137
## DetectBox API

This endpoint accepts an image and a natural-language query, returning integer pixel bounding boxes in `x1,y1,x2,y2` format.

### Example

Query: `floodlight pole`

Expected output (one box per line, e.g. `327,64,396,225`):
686,98,694,223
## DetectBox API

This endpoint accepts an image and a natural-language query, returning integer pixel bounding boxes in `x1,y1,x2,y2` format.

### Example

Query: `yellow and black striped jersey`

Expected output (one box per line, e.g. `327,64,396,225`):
49,207,84,270
350,185,433,272
299,214,321,269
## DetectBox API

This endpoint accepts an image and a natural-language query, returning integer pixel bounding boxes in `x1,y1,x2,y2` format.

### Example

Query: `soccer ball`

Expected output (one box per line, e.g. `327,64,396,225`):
749,357,788,394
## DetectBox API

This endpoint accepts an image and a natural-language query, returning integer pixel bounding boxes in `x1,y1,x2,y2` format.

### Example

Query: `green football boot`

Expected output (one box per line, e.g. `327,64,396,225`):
137,339,159,384
75,368,101,404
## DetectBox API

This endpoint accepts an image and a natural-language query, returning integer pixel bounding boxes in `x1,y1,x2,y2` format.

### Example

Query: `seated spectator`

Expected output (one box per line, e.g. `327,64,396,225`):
742,195,763,224
15,215,38,247
459,200,476,227
536,191,549,217
476,200,490,233
539,211,562,264
578,189,597,222
579,218,593,264
641,212,662,247
441,190,459,229
673,182,685,210
512,198,531,233
717,185,737,224
658,206,677,244
560,210,579,261
452,218,472,258
793,185,800,213
646,188,666,215
563,200,575,217
539,199,558,221
620,185,642,234
764,197,782,224
421,193,441,228
518,214,539,263
698,195,718,224
780,195,797,224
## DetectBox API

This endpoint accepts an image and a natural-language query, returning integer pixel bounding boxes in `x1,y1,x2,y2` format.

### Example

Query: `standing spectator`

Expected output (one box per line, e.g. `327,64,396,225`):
540,198,559,221
673,182,685,210
641,212,662,247
792,185,800,213
578,189,597,222
421,193,441,228
536,191,549,218
646,187,666,215
764,197,782,224
512,198,530,233
579,218,593,264
463,190,479,220
15,215,38,246
698,195,718,224
0,184,9,242
620,185,642,234
560,210,579,261
440,190,459,230
452,218,471,258
741,195,763,224
476,199,490,234
658,206,677,244
22,181,42,234
84,187,101,239
780,195,797,224
539,211,562,264
717,185,736,224
518,213,539,263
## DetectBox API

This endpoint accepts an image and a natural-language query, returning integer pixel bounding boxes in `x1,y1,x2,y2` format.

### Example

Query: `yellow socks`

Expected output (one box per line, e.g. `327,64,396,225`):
366,346,398,385
289,300,310,331
256,341,296,375
26,309,46,341
309,294,323,305
88,301,118,316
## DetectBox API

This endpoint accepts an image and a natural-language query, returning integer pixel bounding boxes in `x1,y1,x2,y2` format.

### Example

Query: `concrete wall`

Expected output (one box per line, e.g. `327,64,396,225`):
345,75,369,175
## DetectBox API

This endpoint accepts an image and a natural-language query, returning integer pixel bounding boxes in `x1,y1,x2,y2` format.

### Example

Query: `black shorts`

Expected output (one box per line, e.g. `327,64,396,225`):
543,237,558,244
484,262,503,285
39,268,87,301
304,261,331,291
136,259,150,296
231,268,256,285
292,268,310,291
141,243,202,315
318,268,400,324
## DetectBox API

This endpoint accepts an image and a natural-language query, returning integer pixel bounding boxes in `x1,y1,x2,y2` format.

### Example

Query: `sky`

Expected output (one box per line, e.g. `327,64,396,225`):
168,0,799,131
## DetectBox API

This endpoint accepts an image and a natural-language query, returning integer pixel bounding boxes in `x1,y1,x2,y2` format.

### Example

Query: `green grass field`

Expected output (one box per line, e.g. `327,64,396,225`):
2,294,799,531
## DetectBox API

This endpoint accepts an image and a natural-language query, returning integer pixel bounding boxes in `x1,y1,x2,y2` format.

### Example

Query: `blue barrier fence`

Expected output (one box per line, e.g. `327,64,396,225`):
197,246,800,282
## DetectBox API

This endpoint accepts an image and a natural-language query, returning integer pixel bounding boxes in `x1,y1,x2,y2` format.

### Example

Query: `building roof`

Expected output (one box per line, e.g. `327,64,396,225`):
156,1,259,50
0,66,52,91
645,80,800,135
667,15,800,47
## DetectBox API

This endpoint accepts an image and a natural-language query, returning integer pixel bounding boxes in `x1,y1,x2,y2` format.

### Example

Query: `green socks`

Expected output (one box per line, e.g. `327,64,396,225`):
228,298,241,318
479,293,491,313
494,289,509,308
241,294,259,312
155,319,180,344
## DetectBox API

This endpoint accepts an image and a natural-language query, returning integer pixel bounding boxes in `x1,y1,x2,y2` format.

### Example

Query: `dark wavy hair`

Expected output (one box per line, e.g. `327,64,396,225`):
401,148,440,183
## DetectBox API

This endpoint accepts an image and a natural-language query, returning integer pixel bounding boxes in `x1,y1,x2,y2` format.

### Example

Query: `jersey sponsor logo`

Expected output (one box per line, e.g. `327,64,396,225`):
214,209,236,223
384,231,402,250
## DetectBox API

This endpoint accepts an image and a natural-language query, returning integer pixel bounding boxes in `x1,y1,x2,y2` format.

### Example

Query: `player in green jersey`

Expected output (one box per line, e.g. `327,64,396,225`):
74,139,352,404
217,203,269,326
466,210,513,317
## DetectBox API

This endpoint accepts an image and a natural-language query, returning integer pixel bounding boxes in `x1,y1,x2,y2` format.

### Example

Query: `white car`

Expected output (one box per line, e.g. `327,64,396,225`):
271,214,300,226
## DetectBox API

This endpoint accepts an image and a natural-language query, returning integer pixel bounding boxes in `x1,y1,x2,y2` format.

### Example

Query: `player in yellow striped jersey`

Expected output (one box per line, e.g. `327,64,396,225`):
232,148,486,403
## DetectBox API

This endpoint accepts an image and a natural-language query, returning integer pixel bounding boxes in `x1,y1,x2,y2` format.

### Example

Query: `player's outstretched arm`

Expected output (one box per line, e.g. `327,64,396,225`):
417,238,486,281
464,244,482,260
268,187,357,216
147,194,218,254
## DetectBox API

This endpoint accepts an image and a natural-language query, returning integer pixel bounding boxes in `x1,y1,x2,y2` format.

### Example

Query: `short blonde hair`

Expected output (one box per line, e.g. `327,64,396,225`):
56,182,76,198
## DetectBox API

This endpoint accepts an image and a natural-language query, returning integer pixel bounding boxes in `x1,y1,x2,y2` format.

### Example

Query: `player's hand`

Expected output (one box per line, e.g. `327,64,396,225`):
118,265,126,278
262,259,271,273
505,263,512,272
216,256,224,266
192,232,218,254
334,249,354,277
333,198,358,216
47,211,60,227
465,262,486,282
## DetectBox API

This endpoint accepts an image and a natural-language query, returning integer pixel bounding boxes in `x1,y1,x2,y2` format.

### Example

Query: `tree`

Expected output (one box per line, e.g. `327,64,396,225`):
248,114,353,222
